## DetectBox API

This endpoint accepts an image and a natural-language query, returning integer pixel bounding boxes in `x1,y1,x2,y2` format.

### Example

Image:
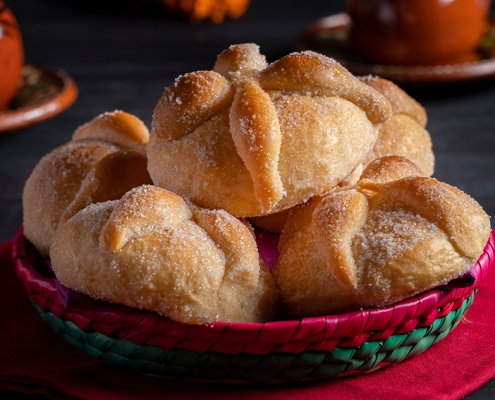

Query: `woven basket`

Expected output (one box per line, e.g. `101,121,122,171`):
13,226,494,384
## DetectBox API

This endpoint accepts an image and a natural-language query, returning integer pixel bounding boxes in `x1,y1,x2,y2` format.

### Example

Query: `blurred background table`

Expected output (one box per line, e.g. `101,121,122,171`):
1,0,495,398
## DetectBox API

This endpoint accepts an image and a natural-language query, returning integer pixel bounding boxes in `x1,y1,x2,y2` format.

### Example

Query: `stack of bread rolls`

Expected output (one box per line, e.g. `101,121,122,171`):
23,44,490,325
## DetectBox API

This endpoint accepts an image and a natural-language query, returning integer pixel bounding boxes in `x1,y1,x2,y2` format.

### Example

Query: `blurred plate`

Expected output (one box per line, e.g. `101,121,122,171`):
0,63,78,133
294,13,495,87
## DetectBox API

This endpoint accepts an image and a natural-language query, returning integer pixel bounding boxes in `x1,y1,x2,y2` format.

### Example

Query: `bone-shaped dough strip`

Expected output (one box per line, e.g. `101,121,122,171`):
230,78,284,212
151,70,235,141
259,51,392,124
100,185,192,253
360,76,427,128
192,206,259,290
313,190,369,288
58,150,152,228
357,177,491,259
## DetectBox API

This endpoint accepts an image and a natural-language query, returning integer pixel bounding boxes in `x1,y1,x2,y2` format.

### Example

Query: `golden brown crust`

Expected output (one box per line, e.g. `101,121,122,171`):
279,156,425,251
23,112,152,258
151,71,235,141
148,44,393,217
360,76,427,127
73,110,150,153
337,164,364,187
50,185,278,324
365,114,434,176
230,78,283,212
360,77,434,176
313,190,369,288
58,150,153,229
273,157,490,318
278,192,329,252
360,155,426,182
260,52,392,124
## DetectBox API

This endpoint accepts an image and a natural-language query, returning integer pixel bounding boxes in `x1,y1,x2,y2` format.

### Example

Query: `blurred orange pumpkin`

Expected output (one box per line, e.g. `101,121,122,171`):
347,0,492,66
157,0,250,23
0,0,24,111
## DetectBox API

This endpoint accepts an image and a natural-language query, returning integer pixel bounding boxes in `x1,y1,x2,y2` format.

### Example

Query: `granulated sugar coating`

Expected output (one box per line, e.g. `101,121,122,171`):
273,156,491,318
147,43,392,217
353,209,442,297
23,139,120,259
50,185,278,324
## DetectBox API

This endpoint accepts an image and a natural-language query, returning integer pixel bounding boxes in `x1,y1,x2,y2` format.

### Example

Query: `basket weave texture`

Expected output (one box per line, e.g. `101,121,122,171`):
13,227,494,383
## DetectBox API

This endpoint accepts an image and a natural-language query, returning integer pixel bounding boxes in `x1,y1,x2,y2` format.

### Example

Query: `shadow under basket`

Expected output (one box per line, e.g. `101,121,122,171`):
12,226,495,384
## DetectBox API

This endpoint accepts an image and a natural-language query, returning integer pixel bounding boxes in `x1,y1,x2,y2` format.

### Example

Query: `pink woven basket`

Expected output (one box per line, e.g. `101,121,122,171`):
13,227,494,383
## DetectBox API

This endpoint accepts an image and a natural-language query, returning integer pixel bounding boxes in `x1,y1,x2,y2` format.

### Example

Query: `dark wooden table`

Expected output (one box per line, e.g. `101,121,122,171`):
1,0,495,398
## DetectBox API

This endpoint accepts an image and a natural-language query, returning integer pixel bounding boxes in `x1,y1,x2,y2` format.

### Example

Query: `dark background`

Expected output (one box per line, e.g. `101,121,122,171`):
2,0,495,398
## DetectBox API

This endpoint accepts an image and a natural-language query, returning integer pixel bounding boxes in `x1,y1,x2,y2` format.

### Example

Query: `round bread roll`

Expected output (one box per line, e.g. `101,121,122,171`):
23,111,152,258
147,43,392,218
274,156,490,318
50,185,278,325
360,76,435,177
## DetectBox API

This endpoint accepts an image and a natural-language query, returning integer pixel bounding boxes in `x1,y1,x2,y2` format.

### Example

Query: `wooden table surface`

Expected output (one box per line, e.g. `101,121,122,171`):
1,0,495,398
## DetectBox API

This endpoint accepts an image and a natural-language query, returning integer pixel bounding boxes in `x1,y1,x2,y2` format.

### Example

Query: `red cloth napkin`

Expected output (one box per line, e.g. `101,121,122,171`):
1,237,495,400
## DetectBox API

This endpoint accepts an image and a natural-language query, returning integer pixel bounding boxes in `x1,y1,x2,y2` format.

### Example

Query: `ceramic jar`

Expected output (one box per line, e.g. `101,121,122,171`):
0,1,24,111
347,0,492,65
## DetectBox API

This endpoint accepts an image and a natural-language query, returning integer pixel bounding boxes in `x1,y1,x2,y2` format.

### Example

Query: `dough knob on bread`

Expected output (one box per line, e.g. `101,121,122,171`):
50,185,278,324
213,43,268,77
147,44,393,218
274,156,490,318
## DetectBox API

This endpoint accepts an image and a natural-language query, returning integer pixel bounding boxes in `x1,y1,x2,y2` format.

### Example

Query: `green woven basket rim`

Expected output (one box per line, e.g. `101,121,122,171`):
31,291,476,384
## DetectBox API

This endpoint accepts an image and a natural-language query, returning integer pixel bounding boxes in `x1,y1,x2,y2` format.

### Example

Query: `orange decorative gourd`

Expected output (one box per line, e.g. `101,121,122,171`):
0,0,23,111
157,0,250,23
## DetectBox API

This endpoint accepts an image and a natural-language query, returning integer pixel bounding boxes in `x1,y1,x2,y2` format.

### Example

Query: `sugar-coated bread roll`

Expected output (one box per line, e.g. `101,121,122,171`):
50,185,278,324
23,111,152,258
147,43,392,218
360,76,434,176
274,156,490,318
